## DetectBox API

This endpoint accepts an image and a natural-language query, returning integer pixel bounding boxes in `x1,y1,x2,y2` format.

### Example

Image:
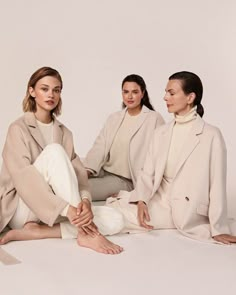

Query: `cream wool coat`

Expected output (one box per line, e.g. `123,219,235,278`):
111,115,231,242
84,106,165,184
0,112,90,233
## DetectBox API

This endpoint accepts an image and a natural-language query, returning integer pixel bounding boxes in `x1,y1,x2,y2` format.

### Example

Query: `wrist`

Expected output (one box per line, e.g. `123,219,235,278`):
138,200,146,205
82,198,91,205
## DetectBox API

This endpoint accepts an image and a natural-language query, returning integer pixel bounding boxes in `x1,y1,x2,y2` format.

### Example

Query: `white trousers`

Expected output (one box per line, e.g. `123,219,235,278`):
9,144,124,238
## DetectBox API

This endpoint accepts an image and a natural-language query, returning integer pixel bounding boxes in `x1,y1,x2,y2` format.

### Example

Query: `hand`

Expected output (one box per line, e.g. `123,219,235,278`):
80,222,100,237
137,201,153,230
72,199,94,227
213,234,236,244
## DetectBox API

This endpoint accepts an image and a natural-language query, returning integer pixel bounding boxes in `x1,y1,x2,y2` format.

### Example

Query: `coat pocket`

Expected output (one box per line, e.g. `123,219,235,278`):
196,203,209,216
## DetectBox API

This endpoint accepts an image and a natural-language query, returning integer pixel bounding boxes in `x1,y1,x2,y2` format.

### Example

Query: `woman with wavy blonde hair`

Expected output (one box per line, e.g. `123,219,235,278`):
0,66,124,254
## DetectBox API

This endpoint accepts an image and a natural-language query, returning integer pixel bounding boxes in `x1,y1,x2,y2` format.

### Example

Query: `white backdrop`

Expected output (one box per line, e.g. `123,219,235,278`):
0,0,235,211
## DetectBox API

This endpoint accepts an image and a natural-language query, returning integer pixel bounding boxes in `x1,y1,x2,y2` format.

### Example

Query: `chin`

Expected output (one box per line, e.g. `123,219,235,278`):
167,108,174,114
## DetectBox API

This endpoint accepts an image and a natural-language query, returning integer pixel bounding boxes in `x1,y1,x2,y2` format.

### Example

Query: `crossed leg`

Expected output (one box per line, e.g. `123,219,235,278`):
1,144,124,254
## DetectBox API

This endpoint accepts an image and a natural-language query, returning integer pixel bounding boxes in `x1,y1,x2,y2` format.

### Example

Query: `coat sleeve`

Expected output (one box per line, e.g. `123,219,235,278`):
2,124,68,226
129,130,158,204
208,128,231,236
83,116,110,175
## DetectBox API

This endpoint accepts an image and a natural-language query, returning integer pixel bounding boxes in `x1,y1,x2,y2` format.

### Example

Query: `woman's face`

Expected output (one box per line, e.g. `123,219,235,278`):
164,79,194,115
29,76,61,115
122,82,144,112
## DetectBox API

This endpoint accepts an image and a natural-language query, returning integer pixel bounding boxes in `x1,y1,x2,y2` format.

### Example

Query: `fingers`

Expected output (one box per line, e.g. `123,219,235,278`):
72,213,93,227
213,236,231,244
77,202,83,215
144,208,151,222
81,225,97,237
138,204,153,230
213,234,236,244
87,222,99,235
81,223,100,237
77,202,93,218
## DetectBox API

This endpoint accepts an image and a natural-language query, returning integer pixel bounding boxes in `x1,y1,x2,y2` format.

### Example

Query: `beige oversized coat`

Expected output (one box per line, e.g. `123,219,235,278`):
0,112,90,233
124,115,231,242
84,106,165,184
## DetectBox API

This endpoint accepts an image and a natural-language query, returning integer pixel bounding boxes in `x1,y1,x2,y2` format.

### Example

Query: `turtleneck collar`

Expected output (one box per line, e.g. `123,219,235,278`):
174,106,197,124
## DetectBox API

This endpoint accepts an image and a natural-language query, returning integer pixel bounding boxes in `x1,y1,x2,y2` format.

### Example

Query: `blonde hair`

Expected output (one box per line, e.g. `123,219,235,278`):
22,67,63,116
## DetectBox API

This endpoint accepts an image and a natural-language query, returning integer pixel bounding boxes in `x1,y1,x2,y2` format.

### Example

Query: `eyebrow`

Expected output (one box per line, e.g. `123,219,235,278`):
123,88,140,91
40,84,61,88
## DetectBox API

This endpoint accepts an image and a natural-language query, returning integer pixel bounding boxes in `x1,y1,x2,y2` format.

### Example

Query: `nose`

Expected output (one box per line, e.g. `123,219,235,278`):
128,92,133,99
48,89,54,98
163,93,168,101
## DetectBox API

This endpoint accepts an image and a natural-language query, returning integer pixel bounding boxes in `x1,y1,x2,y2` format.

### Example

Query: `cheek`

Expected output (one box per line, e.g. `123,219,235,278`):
122,94,128,101
135,94,142,103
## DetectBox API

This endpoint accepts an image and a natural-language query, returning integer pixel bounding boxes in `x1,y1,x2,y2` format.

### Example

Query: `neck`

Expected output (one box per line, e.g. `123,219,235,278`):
35,110,52,124
174,106,197,124
127,106,142,116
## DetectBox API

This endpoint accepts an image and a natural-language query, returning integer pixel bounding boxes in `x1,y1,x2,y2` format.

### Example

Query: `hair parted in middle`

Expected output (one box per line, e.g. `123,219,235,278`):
22,66,63,116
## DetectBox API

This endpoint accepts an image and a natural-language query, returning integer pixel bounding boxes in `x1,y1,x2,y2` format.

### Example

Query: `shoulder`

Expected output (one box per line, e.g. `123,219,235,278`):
7,115,27,134
142,106,165,123
106,109,125,121
54,118,73,137
194,117,226,151
200,118,224,139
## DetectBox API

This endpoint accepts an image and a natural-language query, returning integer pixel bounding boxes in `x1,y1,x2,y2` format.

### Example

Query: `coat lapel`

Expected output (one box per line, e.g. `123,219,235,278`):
173,116,204,179
106,108,127,150
24,112,46,149
53,117,63,145
24,112,63,149
130,106,150,139
151,121,174,194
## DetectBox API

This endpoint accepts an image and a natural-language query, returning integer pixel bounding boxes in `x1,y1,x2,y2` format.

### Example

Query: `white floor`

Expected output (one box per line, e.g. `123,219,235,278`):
1,228,236,295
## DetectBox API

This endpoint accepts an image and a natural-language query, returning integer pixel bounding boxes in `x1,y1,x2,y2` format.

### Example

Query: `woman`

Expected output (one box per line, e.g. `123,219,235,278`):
107,71,236,244
0,66,124,254
84,74,165,201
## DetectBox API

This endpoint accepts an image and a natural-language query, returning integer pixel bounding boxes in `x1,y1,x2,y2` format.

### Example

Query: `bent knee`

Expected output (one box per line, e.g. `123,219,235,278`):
43,143,67,158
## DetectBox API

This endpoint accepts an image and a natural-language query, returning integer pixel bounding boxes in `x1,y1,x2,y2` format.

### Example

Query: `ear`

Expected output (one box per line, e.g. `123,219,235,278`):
141,89,145,99
188,93,196,105
29,87,36,98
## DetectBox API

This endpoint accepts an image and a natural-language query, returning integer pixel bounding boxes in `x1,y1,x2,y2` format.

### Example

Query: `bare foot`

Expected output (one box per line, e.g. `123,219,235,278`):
77,233,123,254
0,222,60,245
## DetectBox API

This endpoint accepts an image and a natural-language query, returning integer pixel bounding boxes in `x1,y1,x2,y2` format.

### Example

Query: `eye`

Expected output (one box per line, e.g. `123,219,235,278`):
54,89,61,94
41,87,48,92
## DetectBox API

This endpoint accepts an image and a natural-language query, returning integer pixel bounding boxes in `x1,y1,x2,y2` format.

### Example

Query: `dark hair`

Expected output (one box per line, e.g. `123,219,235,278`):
169,71,204,117
23,66,63,116
121,74,155,111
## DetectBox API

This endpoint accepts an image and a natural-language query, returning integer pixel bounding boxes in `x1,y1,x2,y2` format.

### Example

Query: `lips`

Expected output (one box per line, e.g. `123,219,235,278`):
45,100,55,106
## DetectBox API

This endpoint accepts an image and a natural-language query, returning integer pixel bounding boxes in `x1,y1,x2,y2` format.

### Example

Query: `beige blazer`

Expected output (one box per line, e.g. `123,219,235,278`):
84,106,165,184
0,112,90,233
129,115,230,242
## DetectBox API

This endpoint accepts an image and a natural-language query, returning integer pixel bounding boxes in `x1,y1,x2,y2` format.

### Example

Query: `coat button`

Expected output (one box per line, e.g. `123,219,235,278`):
185,196,189,201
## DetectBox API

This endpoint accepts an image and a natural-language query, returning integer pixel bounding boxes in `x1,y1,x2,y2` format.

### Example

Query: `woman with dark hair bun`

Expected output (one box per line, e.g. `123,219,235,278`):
84,74,164,201
107,71,236,244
